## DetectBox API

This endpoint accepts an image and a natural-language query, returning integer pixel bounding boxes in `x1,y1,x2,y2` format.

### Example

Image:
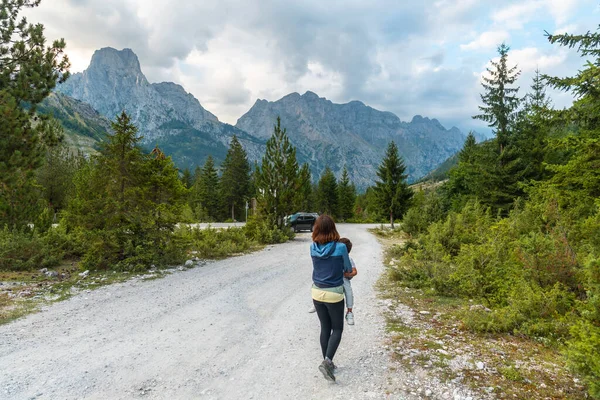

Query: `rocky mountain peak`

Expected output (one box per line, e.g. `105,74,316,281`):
302,91,320,100
90,47,142,73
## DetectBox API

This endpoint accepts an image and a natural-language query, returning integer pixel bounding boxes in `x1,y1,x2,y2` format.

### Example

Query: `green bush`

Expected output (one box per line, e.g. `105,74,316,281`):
402,190,447,237
0,225,81,271
565,257,600,398
244,215,292,244
181,226,254,259
0,228,46,271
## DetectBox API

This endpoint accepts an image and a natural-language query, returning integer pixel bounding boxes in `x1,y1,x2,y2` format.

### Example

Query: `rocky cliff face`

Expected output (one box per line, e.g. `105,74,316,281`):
236,91,468,187
37,92,112,154
57,47,264,168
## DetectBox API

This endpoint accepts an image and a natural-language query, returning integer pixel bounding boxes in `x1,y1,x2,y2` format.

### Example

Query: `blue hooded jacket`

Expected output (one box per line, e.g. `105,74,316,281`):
311,241,352,288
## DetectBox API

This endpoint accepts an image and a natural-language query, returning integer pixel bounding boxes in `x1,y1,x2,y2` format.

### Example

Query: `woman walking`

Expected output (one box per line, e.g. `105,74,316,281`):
310,215,353,382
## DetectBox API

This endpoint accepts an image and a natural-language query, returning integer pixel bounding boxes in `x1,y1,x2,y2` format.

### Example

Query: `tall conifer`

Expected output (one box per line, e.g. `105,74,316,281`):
256,117,299,227
373,141,412,227
316,167,338,217
0,0,70,228
473,43,521,154
220,135,251,221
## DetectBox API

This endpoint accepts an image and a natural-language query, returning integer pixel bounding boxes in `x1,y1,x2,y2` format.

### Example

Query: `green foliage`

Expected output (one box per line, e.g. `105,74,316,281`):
243,215,293,244
255,117,300,228
190,156,220,221
473,43,521,153
36,145,86,214
337,166,356,221
177,226,254,259
64,112,187,270
0,0,70,229
401,189,446,236
219,135,251,221
294,163,314,212
0,224,81,271
316,167,338,217
373,141,413,227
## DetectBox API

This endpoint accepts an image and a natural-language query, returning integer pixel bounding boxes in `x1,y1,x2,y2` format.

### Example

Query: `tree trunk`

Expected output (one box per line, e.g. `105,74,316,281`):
231,203,235,221
390,211,394,229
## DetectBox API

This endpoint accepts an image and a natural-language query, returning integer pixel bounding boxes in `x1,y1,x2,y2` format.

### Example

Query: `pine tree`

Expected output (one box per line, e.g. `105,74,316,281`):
337,166,356,221
220,135,251,221
193,156,220,221
0,0,70,228
65,113,186,269
180,168,193,189
36,144,85,215
316,167,338,217
256,117,299,227
543,26,600,397
373,141,413,227
294,163,313,212
473,43,521,154
526,69,551,112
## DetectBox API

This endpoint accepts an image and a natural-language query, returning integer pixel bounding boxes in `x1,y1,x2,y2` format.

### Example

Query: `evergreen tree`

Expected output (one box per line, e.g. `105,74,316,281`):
541,27,600,397
526,69,551,112
373,141,413,227
180,168,193,189
294,163,313,212
473,43,521,154
316,167,338,217
256,117,299,227
337,166,356,221
0,0,70,228
220,135,251,221
192,156,220,221
36,144,85,215
65,112,186,269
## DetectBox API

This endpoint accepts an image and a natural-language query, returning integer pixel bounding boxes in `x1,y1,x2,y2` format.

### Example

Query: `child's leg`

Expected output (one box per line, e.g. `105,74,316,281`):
343,278,354,311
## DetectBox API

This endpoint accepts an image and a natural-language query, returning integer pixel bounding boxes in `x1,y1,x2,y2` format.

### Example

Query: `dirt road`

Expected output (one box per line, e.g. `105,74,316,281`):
0,224,397,399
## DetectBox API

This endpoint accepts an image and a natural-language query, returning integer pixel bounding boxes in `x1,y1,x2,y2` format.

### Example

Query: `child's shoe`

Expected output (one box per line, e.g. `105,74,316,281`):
308,306,316,313
345,311,355,325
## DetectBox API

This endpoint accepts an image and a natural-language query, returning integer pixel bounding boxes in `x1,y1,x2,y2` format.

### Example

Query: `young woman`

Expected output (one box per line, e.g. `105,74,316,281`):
310,215,353,382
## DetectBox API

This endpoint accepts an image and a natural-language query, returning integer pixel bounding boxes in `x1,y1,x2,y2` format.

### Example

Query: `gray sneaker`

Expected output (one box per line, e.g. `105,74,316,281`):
318,359,335,382
308,306,316,313
346,311,355,325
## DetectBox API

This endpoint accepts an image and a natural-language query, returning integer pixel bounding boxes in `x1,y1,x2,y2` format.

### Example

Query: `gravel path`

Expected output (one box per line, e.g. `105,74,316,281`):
0,224,400,399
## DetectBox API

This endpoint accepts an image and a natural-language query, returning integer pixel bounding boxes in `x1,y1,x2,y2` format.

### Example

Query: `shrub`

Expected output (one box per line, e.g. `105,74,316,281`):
0,225,80,271
565,257,600,398
0,227,46,271
182,226,254,259
244,215,292,244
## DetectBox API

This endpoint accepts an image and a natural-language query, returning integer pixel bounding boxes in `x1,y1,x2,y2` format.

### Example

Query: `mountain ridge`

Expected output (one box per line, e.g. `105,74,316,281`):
53,47,470,188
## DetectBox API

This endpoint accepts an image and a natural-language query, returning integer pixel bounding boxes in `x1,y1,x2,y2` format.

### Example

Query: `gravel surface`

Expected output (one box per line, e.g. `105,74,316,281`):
0,224,412,399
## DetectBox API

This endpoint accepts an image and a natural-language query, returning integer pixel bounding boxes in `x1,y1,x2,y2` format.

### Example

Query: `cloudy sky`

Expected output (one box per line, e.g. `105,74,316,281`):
26,0,599,133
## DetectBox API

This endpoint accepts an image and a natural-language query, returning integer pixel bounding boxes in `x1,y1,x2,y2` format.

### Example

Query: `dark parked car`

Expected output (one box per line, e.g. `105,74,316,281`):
286,212,317,232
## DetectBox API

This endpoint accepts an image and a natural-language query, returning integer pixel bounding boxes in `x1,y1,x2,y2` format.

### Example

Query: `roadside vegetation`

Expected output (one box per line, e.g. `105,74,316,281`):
377,29,600,399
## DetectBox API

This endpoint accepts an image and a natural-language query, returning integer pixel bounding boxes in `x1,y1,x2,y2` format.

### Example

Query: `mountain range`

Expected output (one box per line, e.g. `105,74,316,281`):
46,47,473,188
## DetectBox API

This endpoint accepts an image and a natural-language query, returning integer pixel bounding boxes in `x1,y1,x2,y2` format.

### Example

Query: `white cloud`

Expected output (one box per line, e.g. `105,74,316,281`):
492,1,542,29
509,47,569,73
461,30,510,51
546,0,580,25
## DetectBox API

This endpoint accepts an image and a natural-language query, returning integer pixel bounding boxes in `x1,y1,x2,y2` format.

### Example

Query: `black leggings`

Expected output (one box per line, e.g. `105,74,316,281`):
313,299,345,361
